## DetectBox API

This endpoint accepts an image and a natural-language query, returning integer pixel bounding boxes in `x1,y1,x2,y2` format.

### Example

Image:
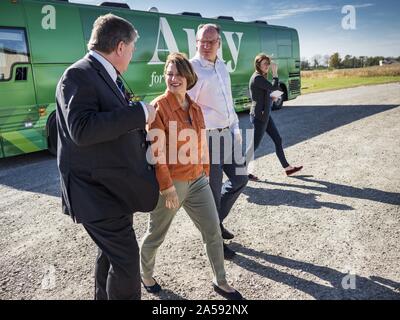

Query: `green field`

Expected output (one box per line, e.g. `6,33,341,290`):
302,76,400,94
300,65,400,94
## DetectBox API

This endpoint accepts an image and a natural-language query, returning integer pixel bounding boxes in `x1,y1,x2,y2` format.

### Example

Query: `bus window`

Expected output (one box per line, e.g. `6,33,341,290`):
0,28,29,81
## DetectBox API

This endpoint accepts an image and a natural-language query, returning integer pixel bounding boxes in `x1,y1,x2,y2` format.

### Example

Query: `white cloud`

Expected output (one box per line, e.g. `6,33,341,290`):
258,3,375,21
261,5,337,20
354,3,375,8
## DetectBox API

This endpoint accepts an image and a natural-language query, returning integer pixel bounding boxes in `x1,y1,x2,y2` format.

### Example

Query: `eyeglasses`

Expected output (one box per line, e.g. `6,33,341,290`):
196,38,220,46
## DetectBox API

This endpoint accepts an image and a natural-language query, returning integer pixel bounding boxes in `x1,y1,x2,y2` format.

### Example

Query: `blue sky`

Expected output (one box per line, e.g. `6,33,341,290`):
72,0,400,60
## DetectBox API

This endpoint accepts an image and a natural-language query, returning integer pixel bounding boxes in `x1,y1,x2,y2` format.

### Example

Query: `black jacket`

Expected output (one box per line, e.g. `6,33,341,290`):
249,72,279,122
56,54,159,223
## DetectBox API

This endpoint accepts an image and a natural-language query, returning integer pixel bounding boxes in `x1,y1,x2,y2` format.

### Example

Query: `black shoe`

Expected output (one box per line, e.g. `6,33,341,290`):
223,243,236,260
141,277,162,294
248,173,261,182
213,283,243,300
220,224,234,240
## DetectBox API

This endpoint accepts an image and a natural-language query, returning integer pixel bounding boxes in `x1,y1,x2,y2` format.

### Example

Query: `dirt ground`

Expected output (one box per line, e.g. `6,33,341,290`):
0,83,399,300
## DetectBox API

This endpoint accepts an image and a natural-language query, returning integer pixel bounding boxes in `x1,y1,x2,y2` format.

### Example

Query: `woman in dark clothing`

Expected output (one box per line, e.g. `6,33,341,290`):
246,53,302,181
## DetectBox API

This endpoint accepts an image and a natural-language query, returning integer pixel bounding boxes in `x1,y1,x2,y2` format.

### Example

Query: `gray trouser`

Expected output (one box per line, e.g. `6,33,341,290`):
140,174,227,286
207,129,249,223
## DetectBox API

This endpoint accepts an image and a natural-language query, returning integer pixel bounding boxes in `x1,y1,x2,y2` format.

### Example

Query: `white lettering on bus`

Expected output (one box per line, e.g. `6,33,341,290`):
149,71,165,87
149,17,179,65
222,31,243,72
148,17,244,73
41,5,56,30
182,28,197,59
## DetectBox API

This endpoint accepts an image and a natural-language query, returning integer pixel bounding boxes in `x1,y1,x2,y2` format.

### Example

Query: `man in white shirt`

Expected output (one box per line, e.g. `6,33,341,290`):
189,24,248,260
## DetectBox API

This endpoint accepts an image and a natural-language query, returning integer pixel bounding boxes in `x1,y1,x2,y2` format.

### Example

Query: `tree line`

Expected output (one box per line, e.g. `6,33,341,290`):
301,53,400,70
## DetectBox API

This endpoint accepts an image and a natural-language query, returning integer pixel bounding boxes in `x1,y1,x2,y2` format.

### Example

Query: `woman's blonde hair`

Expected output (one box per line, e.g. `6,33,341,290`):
254,53,271,75
164,52,198,90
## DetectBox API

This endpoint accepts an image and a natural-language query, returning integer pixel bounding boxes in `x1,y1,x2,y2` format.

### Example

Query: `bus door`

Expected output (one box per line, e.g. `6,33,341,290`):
0,27,40,158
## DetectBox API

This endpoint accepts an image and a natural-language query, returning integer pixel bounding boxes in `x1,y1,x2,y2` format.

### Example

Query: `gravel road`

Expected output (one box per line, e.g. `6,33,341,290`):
1,83,399,300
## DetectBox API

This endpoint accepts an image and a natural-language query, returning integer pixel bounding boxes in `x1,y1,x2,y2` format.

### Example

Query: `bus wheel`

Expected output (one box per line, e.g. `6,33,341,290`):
47,113,57,156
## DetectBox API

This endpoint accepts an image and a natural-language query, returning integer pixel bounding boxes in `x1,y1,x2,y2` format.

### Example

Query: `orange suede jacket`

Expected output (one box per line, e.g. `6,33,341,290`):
149,90,210,191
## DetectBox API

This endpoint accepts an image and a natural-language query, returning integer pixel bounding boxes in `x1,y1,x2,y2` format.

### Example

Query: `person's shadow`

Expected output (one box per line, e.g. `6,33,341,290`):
150,288,188,300
229,242,400,299
262,175,400,206
243,185,354,210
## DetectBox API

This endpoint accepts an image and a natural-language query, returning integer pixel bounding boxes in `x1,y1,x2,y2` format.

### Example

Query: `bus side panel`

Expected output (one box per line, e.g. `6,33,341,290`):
24,0,86,64
275,29,291,83
0,1,24,157
261,27,301,101
0,62,45,158
261,27,289,94
121,10,167,102
0,1,89,158
221,23,260,111
0,1,45,157
134,13,199,102
0,1,26,26
288,29,301,99
24,1,86,105
134,15,260,111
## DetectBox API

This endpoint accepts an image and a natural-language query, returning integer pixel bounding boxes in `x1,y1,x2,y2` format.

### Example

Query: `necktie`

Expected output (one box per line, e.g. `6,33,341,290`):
116,77,130,102
116,77,125,95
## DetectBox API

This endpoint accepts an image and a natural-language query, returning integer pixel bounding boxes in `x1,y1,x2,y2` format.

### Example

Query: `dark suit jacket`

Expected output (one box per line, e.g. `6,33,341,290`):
249,72,280,122
56,54,159,223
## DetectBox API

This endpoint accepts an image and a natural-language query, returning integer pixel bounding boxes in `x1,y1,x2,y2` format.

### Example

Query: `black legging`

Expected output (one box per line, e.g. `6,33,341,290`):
247,114,290,168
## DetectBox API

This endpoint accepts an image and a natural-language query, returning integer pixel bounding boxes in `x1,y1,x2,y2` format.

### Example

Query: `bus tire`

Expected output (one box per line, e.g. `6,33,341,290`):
47,112,57,156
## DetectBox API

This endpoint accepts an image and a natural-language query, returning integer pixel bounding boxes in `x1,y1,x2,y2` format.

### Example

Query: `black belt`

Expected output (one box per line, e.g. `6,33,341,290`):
208,127,229,132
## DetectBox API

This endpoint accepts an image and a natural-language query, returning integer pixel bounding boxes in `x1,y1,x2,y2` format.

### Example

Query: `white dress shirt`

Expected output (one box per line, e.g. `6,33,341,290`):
89,50,148,122
188,53,239,135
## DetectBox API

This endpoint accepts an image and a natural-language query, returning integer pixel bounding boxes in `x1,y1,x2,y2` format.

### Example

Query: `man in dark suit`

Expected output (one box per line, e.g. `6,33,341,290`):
56,13,159,300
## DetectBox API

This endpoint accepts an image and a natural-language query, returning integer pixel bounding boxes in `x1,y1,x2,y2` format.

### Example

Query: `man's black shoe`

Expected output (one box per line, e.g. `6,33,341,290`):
223,243,236,260
213,283,243,300
141,277,162,294
220,224,234,240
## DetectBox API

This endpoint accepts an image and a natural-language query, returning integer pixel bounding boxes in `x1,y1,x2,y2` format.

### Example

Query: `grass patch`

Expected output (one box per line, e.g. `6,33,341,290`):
301,65,400,94
302,76,400,94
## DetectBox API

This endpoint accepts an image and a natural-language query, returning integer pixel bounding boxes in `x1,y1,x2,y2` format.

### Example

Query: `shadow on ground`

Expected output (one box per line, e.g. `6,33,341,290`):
244,175,400,207
243,185,354,210
149,288,187,300
0,104,398,199
239,104,399,161
229,242,400,299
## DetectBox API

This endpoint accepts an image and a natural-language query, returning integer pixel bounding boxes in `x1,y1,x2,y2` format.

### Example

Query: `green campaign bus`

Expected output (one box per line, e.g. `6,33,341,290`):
0,0,301,158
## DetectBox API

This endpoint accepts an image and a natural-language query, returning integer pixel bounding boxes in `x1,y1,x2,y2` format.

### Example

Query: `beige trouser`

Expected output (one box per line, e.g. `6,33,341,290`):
140,174,227,286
